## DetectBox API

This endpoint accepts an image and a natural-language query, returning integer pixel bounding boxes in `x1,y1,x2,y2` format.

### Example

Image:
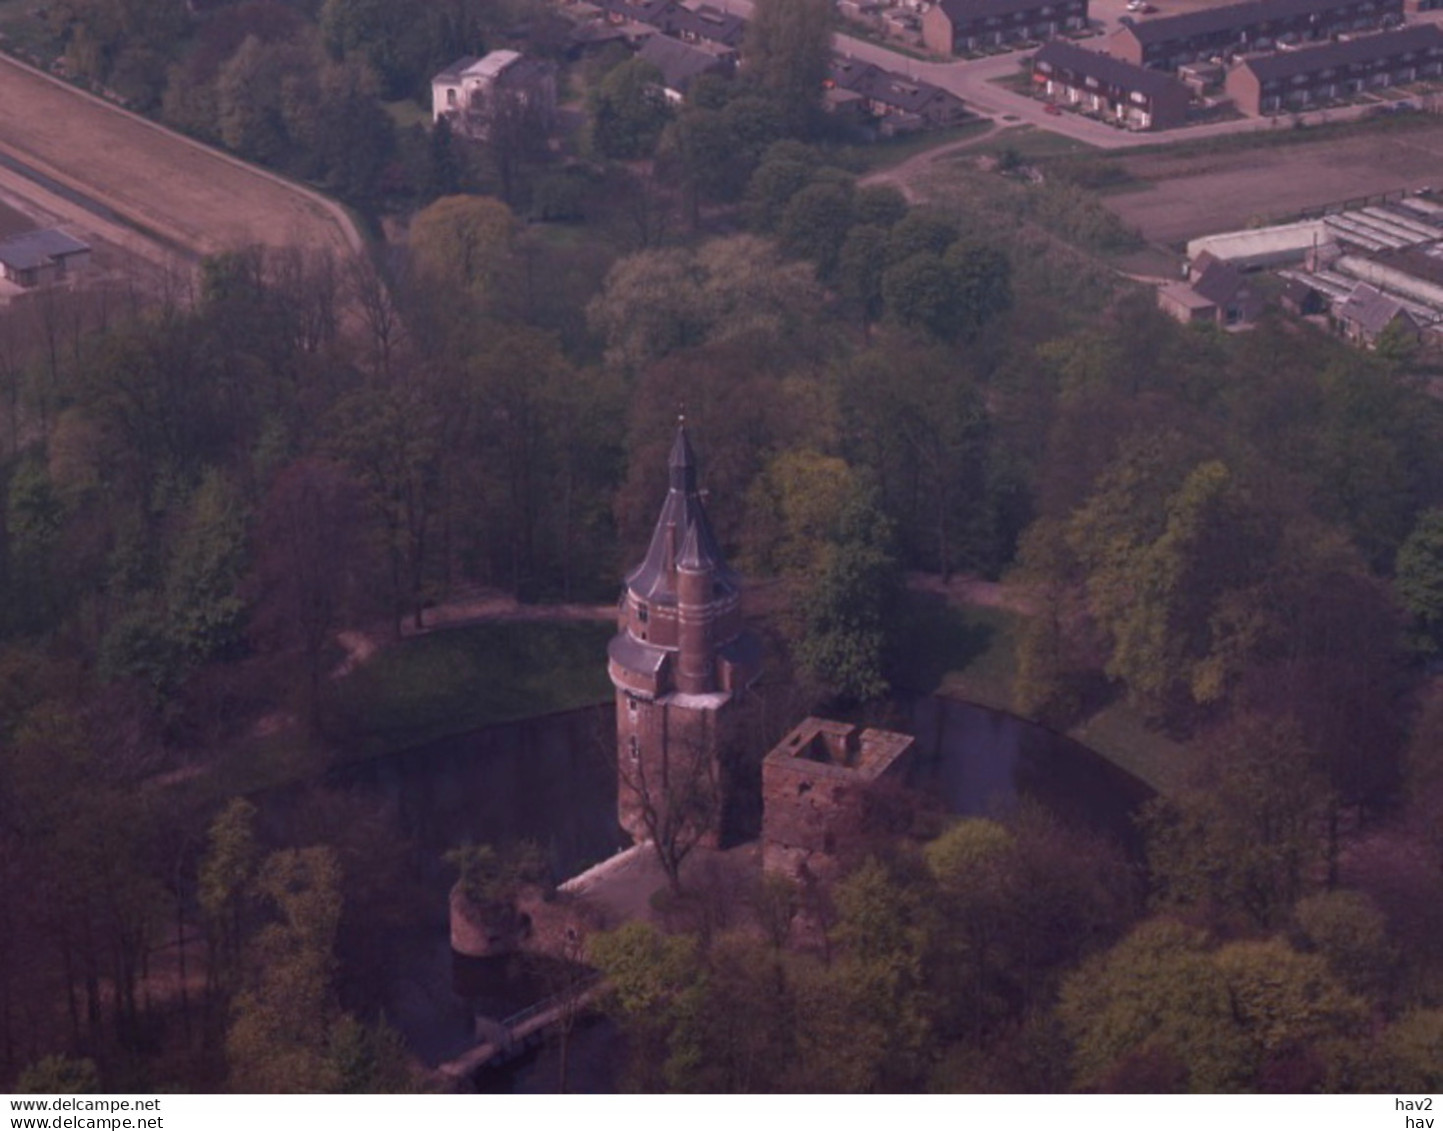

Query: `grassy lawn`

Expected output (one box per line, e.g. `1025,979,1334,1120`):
837,118,995,173
328,620,614,758
383,98,431,131
966,125,1100,163
904,589,1198,793
1068,703,1195,795
1123,106,1437,161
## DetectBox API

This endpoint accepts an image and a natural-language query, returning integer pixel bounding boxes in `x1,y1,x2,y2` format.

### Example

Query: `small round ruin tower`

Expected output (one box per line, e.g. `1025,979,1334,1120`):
607,422,760,844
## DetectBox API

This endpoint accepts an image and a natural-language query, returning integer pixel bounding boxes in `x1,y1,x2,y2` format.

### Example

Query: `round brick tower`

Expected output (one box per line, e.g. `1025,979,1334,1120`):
607,422,760,845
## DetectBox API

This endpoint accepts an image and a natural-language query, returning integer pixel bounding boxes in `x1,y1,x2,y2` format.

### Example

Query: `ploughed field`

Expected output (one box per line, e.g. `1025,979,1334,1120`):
1107,120,1443,246
0,55,357,260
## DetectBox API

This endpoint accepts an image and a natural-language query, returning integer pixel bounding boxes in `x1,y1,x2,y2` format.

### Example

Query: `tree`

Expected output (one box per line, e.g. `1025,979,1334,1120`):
796,485,903,704
1395,507,1443,656
1144,715,1332,930
164,469,249,670
744,141,822,231
319,0,431,99
407,193,517,305
198,798,260,993
587,921,706,1091
742,0,832,132
14,1055,100,1094
225,847,345,1092
246,458,378,732
586,234,825,374
588,58,672,159
1293,889,1397,1000
778,181,853,280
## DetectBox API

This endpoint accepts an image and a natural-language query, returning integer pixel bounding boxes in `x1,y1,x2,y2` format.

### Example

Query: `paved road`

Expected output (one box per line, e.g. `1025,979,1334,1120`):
704,0,1410,150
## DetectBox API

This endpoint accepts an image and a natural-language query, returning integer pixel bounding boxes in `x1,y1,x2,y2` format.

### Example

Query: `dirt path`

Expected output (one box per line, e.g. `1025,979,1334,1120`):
907,571,1035,616
860,123,1001,203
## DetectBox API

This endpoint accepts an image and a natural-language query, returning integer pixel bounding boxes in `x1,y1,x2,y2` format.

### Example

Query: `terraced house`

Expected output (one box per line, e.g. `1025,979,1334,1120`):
1032,40,1191,128
923,0,1089,54
1224,24,1443,112
1108,0,1405,70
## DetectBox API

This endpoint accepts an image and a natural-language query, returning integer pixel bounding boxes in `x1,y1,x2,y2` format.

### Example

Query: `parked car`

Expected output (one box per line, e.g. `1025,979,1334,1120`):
1044,102,1063,115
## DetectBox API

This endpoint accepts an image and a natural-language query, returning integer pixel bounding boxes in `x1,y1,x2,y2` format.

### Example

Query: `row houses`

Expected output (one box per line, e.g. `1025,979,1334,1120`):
1108,0,1404,70
592,0,746,49
1031,39,1191,127
1225,23,1443,113
922,0,1090,54
828,57,970,130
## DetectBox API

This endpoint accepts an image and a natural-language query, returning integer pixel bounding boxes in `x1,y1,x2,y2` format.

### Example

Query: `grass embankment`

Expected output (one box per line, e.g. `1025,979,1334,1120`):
902,590,1195,793
329,620,614,758
165,620,614,810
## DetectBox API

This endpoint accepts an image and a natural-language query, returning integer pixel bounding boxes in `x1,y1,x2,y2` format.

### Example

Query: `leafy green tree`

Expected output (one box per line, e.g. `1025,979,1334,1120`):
408,193,517,306
1395,507,1443,656
796,485,902,704
226,847,345,1092
1293,889,1396,1000
744,141,822,231
588,58,673,160
778,181,853,280
199,798,260,991
829,857,935,1085
852,184,908,230
836,224,889,331
14,1055,100,1094
320,0,431,99
742,0,832,131
165,469,249,668
1059,918,1249,1092
588,921,707,1091
1144,715,1332,930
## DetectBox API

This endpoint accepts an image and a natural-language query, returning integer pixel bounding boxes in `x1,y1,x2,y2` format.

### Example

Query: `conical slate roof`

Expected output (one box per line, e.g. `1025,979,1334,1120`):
625,423,736,604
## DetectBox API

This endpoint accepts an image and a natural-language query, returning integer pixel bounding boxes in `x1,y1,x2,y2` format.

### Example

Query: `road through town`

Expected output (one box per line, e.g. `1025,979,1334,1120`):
705,0,1402,149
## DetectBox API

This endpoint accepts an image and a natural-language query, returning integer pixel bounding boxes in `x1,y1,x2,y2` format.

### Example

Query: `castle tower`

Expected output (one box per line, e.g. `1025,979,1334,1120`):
607,422,760,845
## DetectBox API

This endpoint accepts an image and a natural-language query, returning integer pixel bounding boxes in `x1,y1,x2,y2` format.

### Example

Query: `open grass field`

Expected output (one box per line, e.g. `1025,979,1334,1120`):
328,621,615,758
0,54,360,260
1107,116,1443,246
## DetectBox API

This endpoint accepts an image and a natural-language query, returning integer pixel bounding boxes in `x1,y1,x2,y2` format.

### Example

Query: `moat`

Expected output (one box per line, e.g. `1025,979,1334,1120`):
261,693,1154,1090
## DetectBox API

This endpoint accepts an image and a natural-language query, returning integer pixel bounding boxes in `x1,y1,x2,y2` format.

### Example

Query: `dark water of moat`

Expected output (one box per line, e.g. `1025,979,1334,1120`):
261,695,1152,1090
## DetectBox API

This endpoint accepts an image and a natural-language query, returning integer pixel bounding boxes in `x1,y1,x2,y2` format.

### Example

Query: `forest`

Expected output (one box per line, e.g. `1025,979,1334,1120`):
1,0,1442,1096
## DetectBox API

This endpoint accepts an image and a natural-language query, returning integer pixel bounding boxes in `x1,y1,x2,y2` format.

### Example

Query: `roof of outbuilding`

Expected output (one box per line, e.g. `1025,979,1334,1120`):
0,229,89,271
638,33,729,90
1033,39,1189,97
1236,24,1443,81
1337,282,1412,334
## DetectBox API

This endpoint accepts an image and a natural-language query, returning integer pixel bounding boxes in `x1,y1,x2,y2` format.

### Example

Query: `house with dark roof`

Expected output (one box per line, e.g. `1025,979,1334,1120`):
0,229,90,288
923,0,1089,54
1225,24,1443,114
669,3,748,48
1334,281,1421,345
828,58,970,130
638,33,736,100
1032,40,1191,128
1108,0,1404,70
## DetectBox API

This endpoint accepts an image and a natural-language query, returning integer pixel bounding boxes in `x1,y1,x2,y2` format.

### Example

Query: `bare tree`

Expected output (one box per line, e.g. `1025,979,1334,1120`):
617,728,720,894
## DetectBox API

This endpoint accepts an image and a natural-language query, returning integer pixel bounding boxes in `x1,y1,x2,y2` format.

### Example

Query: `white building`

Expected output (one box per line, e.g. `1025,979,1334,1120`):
431,51,557,138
